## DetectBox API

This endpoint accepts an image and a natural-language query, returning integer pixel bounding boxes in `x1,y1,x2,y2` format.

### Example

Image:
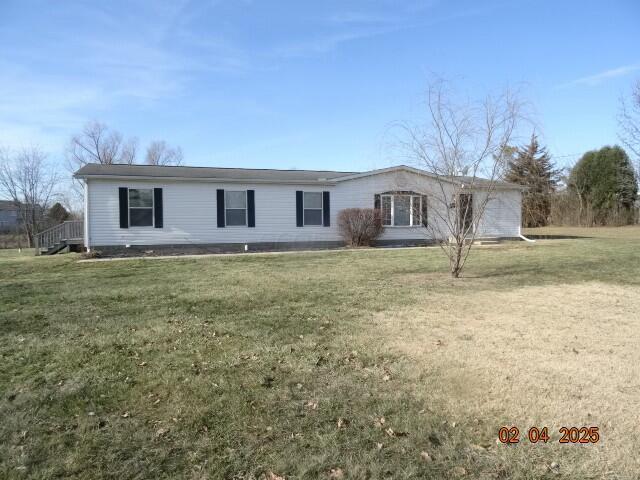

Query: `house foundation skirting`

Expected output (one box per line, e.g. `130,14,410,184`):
90,238,442,256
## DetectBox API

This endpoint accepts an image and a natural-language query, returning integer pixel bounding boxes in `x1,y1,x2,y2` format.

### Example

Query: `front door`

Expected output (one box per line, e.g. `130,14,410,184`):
458,193,473,234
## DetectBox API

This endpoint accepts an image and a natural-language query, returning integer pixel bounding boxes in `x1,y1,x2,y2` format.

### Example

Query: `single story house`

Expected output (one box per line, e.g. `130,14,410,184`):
74,163,524,253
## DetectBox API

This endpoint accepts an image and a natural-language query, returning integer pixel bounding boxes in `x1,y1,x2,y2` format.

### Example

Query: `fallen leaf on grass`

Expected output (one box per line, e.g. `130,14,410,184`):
304,401,318,410
451,466,467,477
337,418,349,429
385,427,408,437
420,451,432,462
328,467,344,478
155,427,169,438
374,417,386,428
265,471,285,480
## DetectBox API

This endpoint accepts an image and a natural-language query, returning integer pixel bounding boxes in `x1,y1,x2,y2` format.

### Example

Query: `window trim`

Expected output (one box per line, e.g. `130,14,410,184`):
303,191,323,226
128,188,154,228
224,190,248,227
380,193,423,227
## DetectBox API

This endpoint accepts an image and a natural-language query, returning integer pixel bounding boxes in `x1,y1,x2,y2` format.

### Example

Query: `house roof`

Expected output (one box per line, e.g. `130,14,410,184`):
0,200,20,210
74,163,356,183
73,163,524,189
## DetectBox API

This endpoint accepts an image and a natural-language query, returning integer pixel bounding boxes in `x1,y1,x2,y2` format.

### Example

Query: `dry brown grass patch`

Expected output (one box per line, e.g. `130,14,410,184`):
368,282,640,476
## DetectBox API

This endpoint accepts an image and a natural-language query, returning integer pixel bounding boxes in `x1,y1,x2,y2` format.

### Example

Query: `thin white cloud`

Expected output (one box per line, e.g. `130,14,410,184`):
559,64,640,88
271,27,397,58
0,1,252,151
327,11,398,25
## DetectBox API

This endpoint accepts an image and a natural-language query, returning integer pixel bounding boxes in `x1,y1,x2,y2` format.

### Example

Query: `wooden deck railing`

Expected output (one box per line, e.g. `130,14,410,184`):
34,221,83,255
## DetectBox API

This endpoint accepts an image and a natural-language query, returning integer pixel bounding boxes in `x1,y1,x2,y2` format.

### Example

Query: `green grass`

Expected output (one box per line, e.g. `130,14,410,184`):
1,228,640,479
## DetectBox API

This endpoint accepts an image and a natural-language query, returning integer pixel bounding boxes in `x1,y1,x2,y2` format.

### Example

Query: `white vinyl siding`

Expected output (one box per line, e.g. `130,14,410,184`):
85,171,521,247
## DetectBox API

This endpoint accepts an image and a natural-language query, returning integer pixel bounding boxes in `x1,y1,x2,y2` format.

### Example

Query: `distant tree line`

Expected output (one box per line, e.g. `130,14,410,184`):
504,137,638,227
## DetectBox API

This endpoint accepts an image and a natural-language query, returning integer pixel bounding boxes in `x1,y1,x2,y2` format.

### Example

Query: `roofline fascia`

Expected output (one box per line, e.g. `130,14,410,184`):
332,165,440,182
73,174,339,185
333,165,524,191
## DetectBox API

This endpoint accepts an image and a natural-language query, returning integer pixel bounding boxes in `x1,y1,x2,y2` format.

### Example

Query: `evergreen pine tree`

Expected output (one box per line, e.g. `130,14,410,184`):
504,134,559,227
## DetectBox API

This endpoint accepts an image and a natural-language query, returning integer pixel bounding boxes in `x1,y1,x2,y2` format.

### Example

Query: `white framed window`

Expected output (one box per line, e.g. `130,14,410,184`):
303,191,323,226
129,188,154,227
225,190,247,226
380,194,423,227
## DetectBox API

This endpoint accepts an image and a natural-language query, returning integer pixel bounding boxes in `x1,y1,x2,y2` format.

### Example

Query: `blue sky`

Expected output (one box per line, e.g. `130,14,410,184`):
0,0,638,172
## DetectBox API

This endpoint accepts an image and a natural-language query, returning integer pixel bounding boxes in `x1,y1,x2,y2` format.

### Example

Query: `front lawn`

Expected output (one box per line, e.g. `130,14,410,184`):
2,228,640,479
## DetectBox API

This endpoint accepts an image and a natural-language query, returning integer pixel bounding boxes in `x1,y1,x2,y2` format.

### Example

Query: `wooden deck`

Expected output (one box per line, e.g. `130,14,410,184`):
34,221,83,255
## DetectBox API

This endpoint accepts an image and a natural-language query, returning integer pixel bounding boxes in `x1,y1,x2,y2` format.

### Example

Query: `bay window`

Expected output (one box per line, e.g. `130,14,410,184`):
380,194,423,227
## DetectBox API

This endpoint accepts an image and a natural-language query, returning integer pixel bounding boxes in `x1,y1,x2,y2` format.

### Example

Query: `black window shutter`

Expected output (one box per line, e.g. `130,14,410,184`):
421,195,428,227
322,191,330,227
247,190,255,227
295,191,303,227
217,189,225,227
119,187,129,228
374,194,381,210
154,188,163,228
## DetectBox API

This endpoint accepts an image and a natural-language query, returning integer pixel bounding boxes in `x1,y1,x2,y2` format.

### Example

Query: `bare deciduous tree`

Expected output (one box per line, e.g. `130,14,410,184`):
0,147,59,247
394,80,524,277
618,80,640,177
67,121,138,170
65,121,138,212
145,140,184,166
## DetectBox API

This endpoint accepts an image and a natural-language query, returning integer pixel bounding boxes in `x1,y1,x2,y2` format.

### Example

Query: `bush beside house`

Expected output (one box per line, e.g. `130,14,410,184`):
337,208,384,247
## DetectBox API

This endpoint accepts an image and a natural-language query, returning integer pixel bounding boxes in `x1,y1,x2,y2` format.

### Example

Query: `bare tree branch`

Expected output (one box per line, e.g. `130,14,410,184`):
393,79,524,277
67,121,139,170
618,80,640,177
145,140,184,166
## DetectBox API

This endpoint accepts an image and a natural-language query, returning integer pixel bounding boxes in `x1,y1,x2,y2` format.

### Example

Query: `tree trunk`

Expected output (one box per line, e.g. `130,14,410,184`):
450,243,464,278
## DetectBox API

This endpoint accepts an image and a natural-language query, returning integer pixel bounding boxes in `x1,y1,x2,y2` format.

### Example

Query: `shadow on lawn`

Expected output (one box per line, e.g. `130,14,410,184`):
523,235,593,240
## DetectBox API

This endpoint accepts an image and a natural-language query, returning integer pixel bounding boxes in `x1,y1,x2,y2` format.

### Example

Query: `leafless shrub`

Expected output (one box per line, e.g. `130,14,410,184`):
0,231,26,249
550,191,638,226
338,208,384,247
